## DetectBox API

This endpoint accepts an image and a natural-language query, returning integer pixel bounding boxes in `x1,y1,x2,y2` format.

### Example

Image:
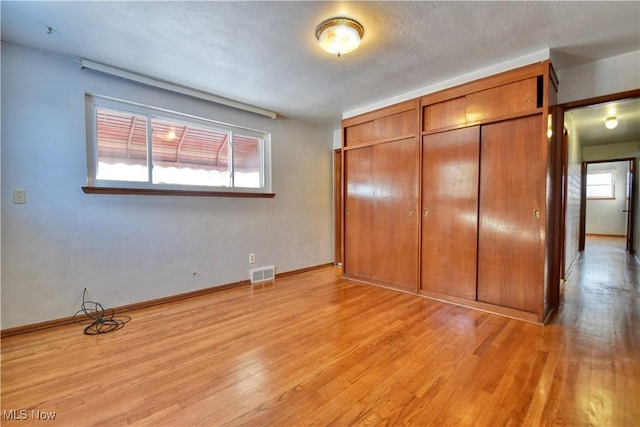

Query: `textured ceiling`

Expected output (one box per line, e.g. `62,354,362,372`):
1,1,639,128
567,98,640,148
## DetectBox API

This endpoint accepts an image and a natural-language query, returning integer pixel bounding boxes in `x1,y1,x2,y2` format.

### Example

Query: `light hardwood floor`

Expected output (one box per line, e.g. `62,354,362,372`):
2,236,638,426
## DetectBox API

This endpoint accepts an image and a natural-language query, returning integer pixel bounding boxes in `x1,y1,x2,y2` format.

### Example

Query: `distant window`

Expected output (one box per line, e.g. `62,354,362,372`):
86,95,271,194
586,172,615,199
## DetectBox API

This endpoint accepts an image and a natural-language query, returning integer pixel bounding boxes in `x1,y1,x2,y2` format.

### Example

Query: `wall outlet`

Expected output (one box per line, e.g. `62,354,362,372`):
249,253,256,264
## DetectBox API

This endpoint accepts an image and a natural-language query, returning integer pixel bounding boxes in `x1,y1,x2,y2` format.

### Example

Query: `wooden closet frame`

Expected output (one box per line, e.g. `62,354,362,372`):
340,61,562,324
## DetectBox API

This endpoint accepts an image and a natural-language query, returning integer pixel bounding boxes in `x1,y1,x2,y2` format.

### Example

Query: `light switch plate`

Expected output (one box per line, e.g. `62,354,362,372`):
13,189,26,204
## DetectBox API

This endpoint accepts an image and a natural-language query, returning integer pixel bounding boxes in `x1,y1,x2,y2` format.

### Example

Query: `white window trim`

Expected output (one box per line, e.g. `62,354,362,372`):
586,171,615,200
84,94,273,196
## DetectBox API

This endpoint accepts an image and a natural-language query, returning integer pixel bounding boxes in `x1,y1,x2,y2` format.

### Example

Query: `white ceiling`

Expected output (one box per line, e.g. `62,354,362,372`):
1,1,639,129
567,98,640,148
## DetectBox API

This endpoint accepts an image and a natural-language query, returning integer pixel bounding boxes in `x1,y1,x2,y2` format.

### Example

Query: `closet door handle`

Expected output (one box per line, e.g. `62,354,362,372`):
408,208,414,216
423,208,429,217
533,209,540,219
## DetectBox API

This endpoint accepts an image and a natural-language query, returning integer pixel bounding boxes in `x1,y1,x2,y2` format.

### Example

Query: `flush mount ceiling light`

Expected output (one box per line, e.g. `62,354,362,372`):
605,116,618,129
315,17,364,57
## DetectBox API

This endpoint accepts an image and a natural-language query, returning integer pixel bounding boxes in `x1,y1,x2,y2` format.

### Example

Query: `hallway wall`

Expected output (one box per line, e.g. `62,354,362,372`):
564,115,582,272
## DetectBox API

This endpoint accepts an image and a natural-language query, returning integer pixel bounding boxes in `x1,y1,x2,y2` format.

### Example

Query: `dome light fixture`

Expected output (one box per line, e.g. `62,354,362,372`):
605,116,618,129
315,17,364,57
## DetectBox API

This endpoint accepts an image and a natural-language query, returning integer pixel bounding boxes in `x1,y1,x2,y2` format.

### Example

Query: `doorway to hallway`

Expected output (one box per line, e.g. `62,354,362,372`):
583,159,635,252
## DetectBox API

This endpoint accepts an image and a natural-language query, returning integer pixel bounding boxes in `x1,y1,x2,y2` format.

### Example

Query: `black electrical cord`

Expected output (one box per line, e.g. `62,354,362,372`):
73,288,131,335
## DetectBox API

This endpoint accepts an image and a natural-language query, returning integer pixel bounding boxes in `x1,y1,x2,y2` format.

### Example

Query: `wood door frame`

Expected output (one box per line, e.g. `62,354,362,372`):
579,161,587,251
560,128,569,278
580,158,636,251
334,148,342,265
626,159,636,252
558,89,640,261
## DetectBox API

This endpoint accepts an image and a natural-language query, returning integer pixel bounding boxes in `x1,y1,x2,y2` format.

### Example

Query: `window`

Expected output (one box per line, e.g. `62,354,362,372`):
586,172,615,199
86,95,272,195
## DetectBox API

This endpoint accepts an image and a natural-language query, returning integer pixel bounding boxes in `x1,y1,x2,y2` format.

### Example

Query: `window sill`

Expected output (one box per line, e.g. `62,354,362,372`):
82,186,276,198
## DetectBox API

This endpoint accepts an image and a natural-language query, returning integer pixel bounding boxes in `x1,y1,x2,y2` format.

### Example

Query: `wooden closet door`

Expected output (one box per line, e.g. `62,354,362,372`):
421,126,479,300
344,147,373,279
371,137,419,291
477,115,545,313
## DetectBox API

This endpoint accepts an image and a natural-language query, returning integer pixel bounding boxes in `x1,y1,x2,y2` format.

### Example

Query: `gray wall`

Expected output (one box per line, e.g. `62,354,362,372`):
1,43,334,329
556,50,640,104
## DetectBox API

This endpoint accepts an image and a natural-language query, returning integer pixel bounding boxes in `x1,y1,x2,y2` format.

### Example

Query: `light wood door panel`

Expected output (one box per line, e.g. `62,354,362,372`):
477,115,545,313
345,110,416,147
371,138,420,290
421,126,480,300
423,97,467,131
344,147,373,278
466,78,538,122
